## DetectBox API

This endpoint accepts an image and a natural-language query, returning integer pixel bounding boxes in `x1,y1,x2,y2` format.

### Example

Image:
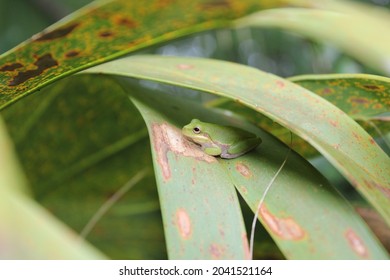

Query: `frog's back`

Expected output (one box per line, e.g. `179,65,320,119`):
207,123,256,144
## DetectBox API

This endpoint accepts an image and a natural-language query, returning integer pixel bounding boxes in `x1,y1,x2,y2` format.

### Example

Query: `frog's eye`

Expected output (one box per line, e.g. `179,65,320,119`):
193,127,201,134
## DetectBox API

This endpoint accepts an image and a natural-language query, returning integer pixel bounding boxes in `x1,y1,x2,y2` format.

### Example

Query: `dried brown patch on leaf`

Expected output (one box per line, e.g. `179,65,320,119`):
329,120,339,127
99,30,115,38
65,50,81,58
209,243,225,259
260,204,306,240
321,88,333,95
9,54,58,86
239,185,248,195
276,80,285,88
360,84,383,91
235,162,252,178
349,97,371,106
0,63,23,72
34,23,80,41
345,228,369,258
175,208,192,239
114,16,138,29
152,123,215,181
176,64,194,70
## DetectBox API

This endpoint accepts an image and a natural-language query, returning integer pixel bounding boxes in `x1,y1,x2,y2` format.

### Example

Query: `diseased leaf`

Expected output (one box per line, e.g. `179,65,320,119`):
289,74,390,121
0,0,283,108
289,74,390,155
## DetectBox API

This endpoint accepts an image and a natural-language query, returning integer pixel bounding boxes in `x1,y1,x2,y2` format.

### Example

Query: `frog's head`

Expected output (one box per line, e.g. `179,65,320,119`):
182,119,211,144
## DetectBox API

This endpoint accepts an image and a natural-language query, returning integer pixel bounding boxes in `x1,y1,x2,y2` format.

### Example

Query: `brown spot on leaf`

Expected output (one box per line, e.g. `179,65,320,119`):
65,50,81,58
345,228,368,258
152,123,172,181
177,64,194,70
209,243,225,259
362,84,380,90
352,132,362,141
175,209,192,239
34,23,79,41
9,54,58,86
99,30,114,38
350,97,370,105
200,0,230,9
329,120,338,127
239,185,248,194
276,80,285,88
115,16,137,29
321,88,333,95
260,204,305,240
236,163,252,178
151,123,215,181
0,62,23,72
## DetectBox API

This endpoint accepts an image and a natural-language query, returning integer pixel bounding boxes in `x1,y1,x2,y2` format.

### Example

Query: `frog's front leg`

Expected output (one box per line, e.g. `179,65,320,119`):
227,138,262,157
201,143,222,156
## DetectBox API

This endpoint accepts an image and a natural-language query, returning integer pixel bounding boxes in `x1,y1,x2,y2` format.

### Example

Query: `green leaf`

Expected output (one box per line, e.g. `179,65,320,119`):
220,144,388,259
205,94,388,159
2,75,167,259
0,0,283,108
235,5,390,75
0,117,30,195
0,117,106,259
84,55,390,227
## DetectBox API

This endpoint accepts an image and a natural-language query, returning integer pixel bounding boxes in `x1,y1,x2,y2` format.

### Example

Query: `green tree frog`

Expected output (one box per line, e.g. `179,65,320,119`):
182,119,262,159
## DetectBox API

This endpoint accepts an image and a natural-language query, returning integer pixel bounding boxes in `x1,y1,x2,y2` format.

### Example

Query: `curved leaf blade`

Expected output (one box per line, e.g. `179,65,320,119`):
0,0,282,108
85,55,390,226
289,74,390,121
0,117,30,195
290,74,390,153
0,117,106,259
235,6,390,75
